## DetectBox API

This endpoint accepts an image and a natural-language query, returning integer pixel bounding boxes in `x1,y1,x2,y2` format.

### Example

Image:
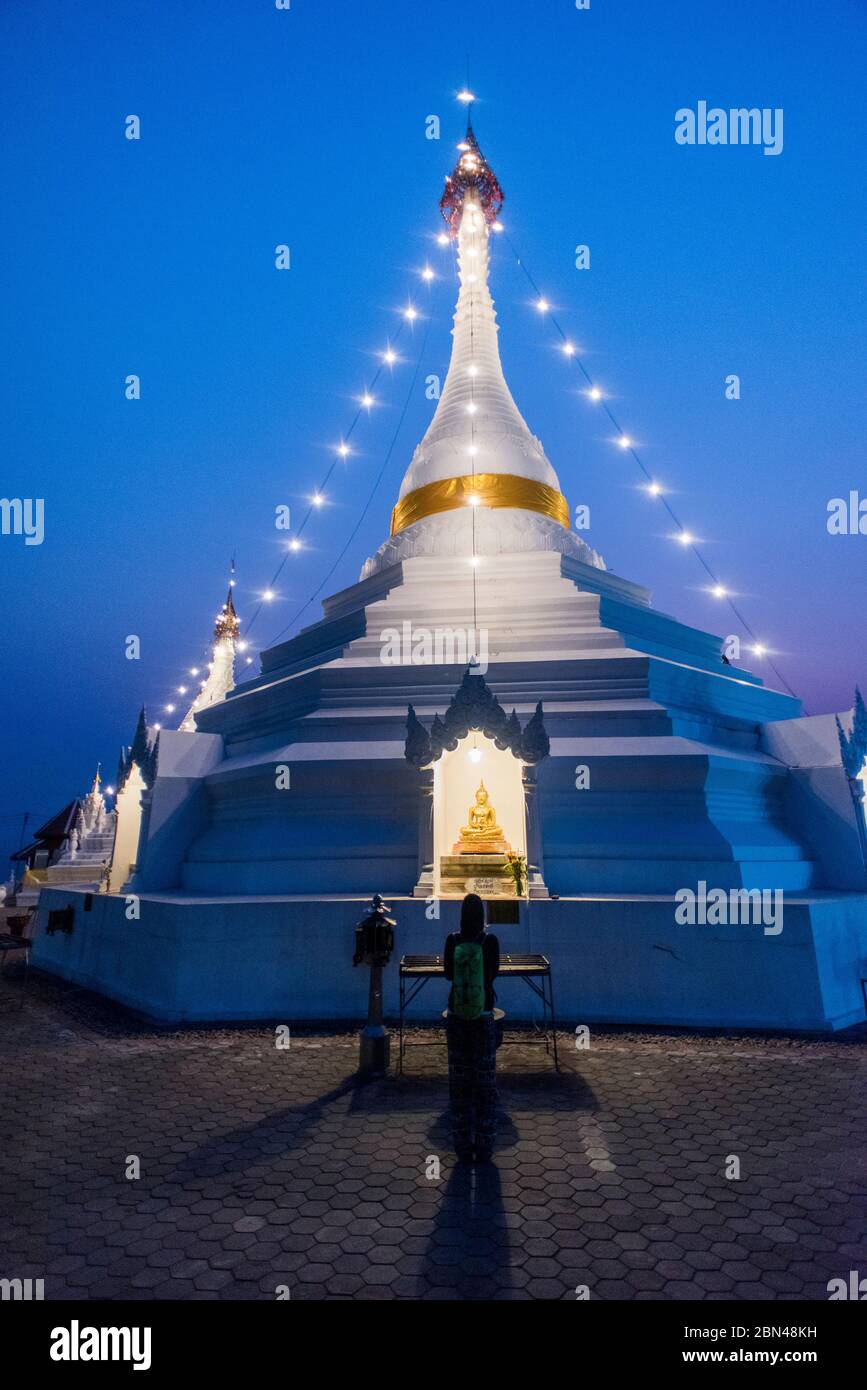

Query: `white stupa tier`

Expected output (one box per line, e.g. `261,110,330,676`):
31,118,867,1035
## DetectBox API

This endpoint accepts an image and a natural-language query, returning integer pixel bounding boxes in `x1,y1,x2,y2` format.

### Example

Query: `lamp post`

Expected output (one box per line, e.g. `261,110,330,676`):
353,894,395,1074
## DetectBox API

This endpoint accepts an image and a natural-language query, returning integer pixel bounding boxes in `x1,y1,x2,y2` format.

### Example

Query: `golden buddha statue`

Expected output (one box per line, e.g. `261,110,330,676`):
453,781,510,855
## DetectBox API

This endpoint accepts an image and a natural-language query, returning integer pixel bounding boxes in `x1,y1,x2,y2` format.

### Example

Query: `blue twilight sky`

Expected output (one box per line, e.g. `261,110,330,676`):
1,0,866,852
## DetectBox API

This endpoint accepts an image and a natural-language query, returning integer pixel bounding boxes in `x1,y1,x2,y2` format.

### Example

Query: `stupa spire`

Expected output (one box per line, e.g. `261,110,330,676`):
389,119,569,539
360,116,605,578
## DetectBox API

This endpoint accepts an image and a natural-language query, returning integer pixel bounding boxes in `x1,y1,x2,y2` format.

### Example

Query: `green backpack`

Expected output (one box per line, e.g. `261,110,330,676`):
453,940,485,1020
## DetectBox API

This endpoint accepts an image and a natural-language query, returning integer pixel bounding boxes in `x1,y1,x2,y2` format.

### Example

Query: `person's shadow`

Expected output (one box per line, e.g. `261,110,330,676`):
417,1066,596,1300
417,1154,513,1300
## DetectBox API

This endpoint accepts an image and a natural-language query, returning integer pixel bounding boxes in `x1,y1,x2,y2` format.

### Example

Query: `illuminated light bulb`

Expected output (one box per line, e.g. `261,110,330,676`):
177,685,187,695
465,273,477,283
246,657,253,664
647,482,662,496
466,402,477,414
229,578,236,587
404,306,418,321
421,266,434,281
493,221,504,233
337,443,349,457
470,556,480,568
677,531,694,546
469,747,482,763
165,703,175,713
456,142,470,152
262,589,275,601
712,584,728,599
587,386,602,401
153,723,161,731
437,233,449,246
467,444,478,457
468,494,480,507
189,667,199,676
361,393,374,407
383,348,397,364
618,435,632,449
466,247,478,258
457,89,475,104
752,643,766,657
536,298,549,313
289,539,301,551
237,640,248,651
105,786,115,796
562,342,576,356
311,493,324,507
467,364,478,376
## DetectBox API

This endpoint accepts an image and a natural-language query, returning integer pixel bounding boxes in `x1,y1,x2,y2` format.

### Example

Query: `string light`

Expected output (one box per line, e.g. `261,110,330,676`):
289,539,301,551
189,667,199,676
421,266,435,281
403,306,418,321
562,342,576,356
457,89,476,104
337,443,350,457
177,685,187,695
382,347,397,364
500,224,799,698
360,392,375,407
535,297,550,313
437,233,449,246
262,589,275,602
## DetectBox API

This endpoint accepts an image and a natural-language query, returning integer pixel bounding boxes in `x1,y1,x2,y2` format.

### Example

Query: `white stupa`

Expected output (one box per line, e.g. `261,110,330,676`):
31,114,867,1034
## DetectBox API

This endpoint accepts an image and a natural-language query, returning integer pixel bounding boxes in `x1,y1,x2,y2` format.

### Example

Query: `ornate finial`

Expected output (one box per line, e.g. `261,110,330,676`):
90,762,101,792
214,585,240,643
440,119,504,237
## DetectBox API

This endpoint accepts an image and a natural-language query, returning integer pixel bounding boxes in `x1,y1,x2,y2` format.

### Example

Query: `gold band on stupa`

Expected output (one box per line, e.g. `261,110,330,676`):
390,472,570,537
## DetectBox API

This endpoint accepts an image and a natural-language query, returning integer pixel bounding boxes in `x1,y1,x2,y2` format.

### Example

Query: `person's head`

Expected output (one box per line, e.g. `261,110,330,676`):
460,893,485,938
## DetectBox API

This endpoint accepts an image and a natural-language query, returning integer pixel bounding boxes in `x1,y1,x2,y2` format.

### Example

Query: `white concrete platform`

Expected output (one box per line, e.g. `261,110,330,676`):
31,886,867,1034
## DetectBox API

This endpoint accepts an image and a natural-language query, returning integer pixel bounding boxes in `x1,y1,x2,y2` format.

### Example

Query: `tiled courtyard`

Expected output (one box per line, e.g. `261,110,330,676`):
1,969,865,1301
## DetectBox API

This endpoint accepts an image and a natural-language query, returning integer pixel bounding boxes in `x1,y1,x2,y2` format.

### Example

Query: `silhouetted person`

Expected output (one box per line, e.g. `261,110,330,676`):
443,893,500,1163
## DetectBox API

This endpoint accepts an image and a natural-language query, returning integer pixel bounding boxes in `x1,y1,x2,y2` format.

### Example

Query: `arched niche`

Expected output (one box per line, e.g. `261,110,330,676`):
433,733,526,897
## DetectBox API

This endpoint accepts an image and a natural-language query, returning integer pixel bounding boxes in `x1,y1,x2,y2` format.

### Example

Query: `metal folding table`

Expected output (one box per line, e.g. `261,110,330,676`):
398,951,560,1073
